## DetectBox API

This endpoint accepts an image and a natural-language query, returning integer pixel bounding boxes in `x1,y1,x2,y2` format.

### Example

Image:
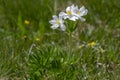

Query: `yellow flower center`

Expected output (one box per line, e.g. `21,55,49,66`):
56,20,60,25
67,11,72,15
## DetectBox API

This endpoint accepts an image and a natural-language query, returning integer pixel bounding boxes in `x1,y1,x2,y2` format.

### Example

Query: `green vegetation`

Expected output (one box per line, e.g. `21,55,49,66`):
0,0,120,79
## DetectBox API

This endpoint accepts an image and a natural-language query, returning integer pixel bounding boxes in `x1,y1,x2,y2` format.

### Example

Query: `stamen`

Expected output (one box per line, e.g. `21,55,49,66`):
56,20,60,24
67,11,72,15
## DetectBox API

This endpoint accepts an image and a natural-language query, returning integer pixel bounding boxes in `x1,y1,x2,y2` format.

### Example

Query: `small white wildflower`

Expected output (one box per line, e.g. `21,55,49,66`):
59,4,78,21
74,6,88,21
49,14,66,31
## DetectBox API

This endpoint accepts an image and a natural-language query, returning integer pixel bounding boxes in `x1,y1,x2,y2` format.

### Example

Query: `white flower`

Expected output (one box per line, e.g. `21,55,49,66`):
74,6,88,21
59,4,78,21
49,15,66,31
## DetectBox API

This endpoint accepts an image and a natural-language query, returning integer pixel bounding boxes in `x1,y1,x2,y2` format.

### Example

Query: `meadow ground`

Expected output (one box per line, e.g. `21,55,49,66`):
0,0,120,80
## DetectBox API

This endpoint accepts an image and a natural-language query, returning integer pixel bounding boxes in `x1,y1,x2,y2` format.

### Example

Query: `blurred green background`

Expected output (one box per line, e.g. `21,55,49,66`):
0,0,120,79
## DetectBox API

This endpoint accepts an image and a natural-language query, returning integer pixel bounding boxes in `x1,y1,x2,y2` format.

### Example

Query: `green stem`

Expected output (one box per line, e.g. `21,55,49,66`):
69,31,72,54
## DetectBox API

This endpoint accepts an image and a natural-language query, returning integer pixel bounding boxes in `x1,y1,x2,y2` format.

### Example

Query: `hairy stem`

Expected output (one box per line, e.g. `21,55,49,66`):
69,31,72,54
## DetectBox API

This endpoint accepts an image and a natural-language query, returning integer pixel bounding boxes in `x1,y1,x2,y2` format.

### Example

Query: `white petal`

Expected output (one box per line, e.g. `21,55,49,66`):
71,4,75,9
49,20,56,24
53,15,58,20
63,16,68,19
69,16,78,21
74,6,79,12
79,6,88,13
79,6,88,16
59,12,68,19
83,9,88,15
60,19,64,24
71,4,78,11
66,6,71,12
81,10,88,16
75,5,79,10
79,6,85,11
79,17,86,22
59,12,66,19
51,24,59,29
59,12,66,16
60,24,66,31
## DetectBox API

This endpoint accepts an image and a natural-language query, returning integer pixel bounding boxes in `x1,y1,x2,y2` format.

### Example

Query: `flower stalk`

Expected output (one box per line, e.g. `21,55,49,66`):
69,31,72,54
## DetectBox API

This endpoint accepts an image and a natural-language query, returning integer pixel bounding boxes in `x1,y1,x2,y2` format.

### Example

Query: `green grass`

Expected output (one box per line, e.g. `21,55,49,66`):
0,0,120,80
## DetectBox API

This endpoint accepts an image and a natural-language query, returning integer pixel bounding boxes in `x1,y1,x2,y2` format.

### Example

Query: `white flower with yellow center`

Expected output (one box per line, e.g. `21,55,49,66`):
59,4,78,21
49,15,66,31
74,6,88,21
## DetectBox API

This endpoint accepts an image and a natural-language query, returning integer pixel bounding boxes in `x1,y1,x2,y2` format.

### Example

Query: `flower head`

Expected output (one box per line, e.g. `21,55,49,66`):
74,6,88,21
36,38,40,42
88,41,96,47
49,14,66,31
24,20,30,25
59,4,78,21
